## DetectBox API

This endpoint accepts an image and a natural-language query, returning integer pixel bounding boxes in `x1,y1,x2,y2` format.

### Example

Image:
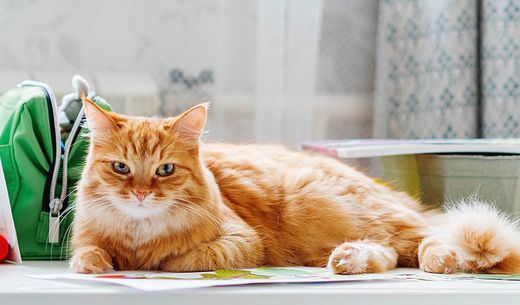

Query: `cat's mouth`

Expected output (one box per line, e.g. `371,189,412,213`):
110,197,165,219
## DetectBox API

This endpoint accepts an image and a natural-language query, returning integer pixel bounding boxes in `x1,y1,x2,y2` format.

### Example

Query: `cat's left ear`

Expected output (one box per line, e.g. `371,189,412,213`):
170,103,209,140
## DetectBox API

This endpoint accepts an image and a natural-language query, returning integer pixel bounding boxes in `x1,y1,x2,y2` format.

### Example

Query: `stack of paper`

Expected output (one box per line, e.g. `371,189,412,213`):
302,139,520,158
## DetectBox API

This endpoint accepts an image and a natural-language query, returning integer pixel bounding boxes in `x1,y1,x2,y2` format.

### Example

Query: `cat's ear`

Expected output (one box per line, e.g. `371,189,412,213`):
82,98,119,136
170,103,209,140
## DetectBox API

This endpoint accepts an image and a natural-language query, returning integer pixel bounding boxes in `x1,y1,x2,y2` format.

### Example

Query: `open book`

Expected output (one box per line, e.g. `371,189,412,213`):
302,139,520,158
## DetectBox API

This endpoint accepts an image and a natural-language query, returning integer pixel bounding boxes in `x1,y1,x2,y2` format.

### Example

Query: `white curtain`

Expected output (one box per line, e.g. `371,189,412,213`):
209,0,378,146
0,0,379,146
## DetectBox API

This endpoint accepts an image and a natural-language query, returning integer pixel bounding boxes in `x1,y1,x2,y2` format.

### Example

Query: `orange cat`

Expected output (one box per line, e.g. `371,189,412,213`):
70,100,520,275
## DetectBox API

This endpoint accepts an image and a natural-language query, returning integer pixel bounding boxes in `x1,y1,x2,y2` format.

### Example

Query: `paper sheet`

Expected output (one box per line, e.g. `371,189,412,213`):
27,267,520,291
28,267,408,291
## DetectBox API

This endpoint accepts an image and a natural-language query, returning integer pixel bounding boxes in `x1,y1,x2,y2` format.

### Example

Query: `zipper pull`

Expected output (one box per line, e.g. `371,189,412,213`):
48,198,62,244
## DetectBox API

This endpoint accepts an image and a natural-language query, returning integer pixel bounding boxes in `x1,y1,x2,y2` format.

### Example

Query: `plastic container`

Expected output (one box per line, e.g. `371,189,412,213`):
381,154,520,215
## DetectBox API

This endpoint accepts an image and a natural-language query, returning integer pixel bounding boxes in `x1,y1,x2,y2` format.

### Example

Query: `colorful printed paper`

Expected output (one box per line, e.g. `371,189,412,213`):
28,267,406,291
28,267,520,291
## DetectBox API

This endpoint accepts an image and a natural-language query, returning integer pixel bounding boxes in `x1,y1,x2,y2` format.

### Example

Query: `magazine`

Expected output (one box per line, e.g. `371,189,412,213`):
302,139,520,159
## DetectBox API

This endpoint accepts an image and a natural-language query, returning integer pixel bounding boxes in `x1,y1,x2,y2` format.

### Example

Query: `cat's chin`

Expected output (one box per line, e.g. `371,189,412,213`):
111,200,166,219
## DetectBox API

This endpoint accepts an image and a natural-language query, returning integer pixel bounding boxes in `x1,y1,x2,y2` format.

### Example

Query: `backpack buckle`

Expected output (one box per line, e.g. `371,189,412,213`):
48,198,62,244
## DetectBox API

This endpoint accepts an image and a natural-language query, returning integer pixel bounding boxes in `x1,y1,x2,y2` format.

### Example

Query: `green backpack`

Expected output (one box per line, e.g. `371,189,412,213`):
0,75,111,260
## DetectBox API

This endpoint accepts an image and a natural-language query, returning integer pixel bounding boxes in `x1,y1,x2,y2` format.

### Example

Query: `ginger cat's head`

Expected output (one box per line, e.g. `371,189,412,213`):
78,100,213,222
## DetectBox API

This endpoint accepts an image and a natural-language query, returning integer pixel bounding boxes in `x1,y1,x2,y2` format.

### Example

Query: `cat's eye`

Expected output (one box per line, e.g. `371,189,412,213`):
112,161,130,175
156,163,175,177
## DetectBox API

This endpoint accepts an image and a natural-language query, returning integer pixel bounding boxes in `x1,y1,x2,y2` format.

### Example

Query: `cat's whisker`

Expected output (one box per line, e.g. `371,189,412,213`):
172,201,224,236
173,201,218,226
45,198,78,254
176,194,215,204
61,220,75,259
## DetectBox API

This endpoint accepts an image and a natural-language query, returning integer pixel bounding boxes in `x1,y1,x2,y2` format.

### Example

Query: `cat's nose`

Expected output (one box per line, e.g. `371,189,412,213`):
132,190,151,201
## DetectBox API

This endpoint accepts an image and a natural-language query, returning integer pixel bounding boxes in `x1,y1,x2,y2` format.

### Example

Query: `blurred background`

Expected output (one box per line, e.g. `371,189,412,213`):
1,0,520,146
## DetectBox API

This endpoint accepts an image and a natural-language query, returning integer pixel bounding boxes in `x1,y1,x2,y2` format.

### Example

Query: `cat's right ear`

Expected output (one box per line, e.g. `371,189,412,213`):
82,98,119,137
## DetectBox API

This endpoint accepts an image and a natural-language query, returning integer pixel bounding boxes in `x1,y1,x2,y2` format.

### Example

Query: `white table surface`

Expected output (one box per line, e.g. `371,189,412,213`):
2,261,520,305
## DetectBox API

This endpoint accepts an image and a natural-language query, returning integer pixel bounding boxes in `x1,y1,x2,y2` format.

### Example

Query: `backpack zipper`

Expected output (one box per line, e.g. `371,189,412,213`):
57,76,93,217
19,81,62,244
58,92,94,207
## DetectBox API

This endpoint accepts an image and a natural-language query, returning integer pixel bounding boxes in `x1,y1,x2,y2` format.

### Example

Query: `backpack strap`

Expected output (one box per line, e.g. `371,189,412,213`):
49,76,95,244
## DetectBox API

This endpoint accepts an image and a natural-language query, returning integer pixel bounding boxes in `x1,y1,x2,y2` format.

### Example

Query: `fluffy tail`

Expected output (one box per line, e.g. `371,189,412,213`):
419,197,520,274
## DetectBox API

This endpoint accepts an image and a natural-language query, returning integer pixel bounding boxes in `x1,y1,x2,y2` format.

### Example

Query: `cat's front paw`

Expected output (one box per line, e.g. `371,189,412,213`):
70,246,114,274
327,241,397,275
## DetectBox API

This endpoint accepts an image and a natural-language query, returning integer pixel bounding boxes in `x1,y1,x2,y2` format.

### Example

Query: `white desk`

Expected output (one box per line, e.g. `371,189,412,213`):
2,261,520,305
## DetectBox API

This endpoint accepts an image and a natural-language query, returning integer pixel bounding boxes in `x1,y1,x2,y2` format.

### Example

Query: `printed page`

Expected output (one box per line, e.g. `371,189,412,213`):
28,267,408,291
